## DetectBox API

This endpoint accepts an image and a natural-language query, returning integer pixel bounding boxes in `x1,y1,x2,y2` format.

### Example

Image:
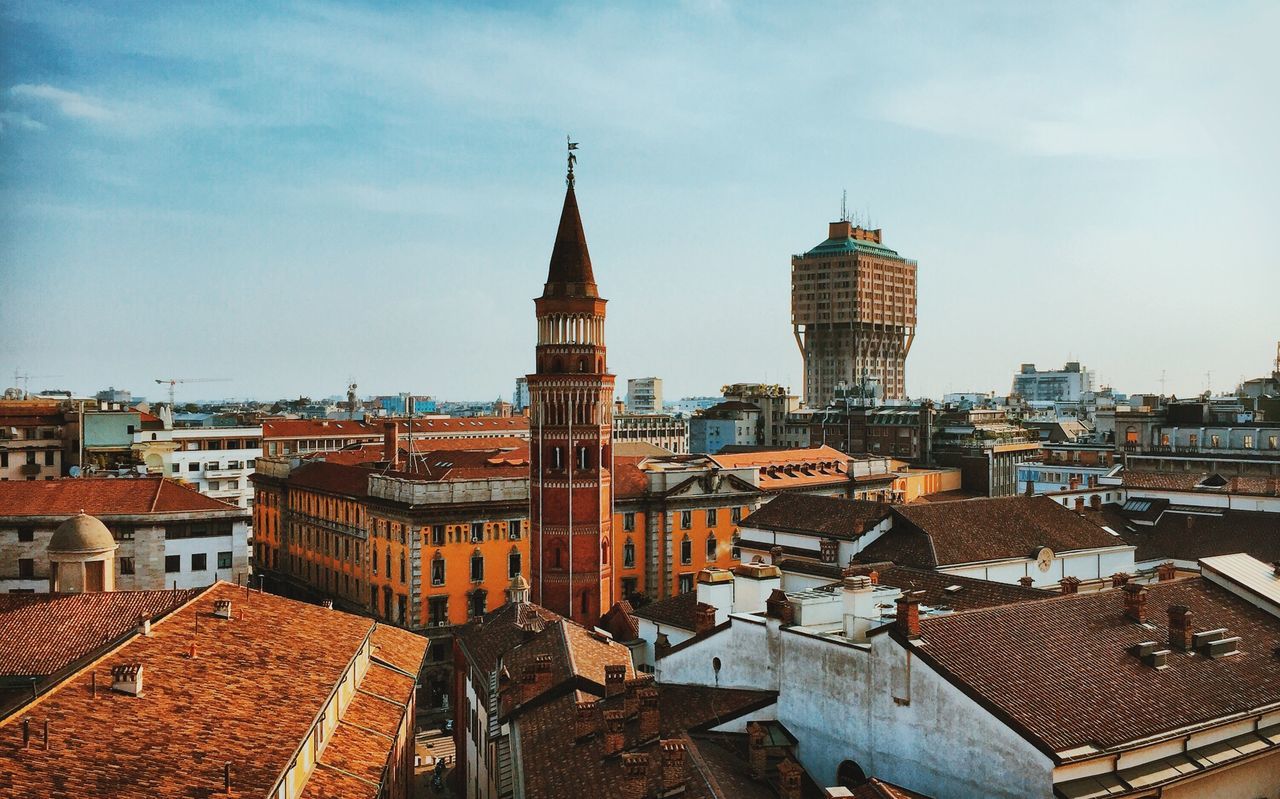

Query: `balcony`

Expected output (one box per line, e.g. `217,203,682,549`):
204,467,246,479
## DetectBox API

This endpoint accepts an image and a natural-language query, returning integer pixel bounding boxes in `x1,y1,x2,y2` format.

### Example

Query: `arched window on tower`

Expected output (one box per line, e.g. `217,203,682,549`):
601,537,609,564
578,358,587,372
551,446,563,470
581,590,590,616
578,446,590,471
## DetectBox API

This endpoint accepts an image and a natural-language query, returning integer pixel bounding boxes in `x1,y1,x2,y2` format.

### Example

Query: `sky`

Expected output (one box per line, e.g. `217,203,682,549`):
1,1,1277,405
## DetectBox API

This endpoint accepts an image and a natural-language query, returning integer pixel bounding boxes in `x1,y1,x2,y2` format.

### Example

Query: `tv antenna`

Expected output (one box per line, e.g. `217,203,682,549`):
840,190,849,222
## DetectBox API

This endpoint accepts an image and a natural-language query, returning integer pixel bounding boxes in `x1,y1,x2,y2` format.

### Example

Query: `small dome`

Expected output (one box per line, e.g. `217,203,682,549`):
509,574,530,591
48,513,117,554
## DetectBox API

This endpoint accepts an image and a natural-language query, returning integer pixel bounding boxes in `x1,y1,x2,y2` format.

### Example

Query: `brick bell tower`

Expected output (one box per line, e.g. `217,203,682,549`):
528,140,615,625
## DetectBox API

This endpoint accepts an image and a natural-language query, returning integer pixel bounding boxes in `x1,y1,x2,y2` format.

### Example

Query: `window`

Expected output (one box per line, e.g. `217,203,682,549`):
622,577,638,598
623,538,635,568
471,523,484,543
119,557,135,575
680,536,692,565
1244,435,1254,449
188,462,199,472
731,535,741,560
217,551,232,569
678,573,694,594
18,559,33,578
1270,435,1278,450
471,591,486,618
705,509,717,527
429,596,448,626
208,481,220,491
165,555,181,573
17,527,33,542
1211,434,1221,447
577,446,590,471
400,553,406,582
171,463,180,473
191,553,207,571
508,551,521,578
680,510,692,530
706,534,717,560
385,547,391,578
731,507,742,524
471,552,484,582
508,520,521,540
432,525,446,546
431,555,445,586
44,450,54,466
623,512,635,532
551,446,563,470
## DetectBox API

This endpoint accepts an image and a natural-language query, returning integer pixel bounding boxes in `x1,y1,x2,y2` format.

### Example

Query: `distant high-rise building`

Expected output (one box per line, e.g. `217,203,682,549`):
513,376,530,411
1012,362,1095,403
625,377,663,414
792,220,918,406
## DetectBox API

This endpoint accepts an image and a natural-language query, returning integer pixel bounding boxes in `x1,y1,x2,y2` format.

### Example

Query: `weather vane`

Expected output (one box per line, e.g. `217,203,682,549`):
566,135,579,188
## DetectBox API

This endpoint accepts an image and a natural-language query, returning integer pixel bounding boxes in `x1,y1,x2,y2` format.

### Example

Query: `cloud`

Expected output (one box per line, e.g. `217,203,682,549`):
0,110,46,132
9,84,114,121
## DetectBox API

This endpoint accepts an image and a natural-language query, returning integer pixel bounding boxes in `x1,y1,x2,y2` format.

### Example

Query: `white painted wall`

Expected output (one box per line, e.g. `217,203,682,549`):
162,519,250,589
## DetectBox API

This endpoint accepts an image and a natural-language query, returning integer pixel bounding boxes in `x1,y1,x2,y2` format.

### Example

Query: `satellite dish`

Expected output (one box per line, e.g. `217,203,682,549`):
69,466,81,478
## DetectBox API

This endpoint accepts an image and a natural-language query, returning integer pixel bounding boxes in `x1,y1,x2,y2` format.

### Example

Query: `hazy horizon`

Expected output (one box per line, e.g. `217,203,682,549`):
3,2,1278,405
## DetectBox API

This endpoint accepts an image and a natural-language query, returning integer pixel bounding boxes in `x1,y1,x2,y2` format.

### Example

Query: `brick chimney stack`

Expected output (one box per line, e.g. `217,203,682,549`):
765,589,794,624
575,699,598,740
1168,605,1193,651
660,739,687,795
638,685,660,742
1018,576,1034,588
1123,583,1148,623
694,603,717,634
895,593,921,638
604,664,626,698
623,675,651,718
383,421,401,470
1089,494,1102,511
603,710,626,755
1111,572,1131,588
1059,576,1081,594
1156,562,1177,582
778,757,804,799
1074,496,1085,513
747,722,767,779
621,753,650,799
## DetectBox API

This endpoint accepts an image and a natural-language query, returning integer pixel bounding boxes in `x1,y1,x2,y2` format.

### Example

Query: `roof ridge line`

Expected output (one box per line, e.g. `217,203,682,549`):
312,761,382,788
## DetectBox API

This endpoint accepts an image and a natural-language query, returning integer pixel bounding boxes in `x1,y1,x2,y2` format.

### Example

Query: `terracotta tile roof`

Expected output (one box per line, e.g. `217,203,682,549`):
298,763,380,798
710,445,847,470
632,591,700,629
613,456,650,498
1123,471,1279,497
392,446,529,482
313,716,393,784
0,477,242,518
742,493,892,540
286,460,373,498
456,601,561,676
369,625,429,675
0,582,422,798
0,590,201,677
1110,509,1280,565
846,778,935,799
864,496,1124,568
261,419,381,439
896,577,1280,756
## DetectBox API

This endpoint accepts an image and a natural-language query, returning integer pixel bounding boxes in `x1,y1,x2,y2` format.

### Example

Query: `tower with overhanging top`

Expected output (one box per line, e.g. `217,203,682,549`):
527,144,615,624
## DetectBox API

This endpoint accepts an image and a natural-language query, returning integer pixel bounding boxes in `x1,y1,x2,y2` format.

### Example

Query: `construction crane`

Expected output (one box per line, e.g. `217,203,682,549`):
12,370,62,398
154,377,230,406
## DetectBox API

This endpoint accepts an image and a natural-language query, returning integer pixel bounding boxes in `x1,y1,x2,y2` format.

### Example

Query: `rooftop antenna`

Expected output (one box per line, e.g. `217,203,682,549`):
1205,371,1212,395
840,190,849,222
1159,370,1167,396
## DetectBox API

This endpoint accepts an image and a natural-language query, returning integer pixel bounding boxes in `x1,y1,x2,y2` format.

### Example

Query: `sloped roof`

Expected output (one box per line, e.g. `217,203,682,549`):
741,493,891,540
866,496,1123,568
542,185,597,299
896,577,1280,755
0,477,243,518
632,591,700,629
776,559,1052,612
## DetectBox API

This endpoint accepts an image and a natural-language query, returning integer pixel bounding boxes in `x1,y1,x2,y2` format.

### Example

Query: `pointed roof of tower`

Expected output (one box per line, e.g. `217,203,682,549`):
542,185,599,299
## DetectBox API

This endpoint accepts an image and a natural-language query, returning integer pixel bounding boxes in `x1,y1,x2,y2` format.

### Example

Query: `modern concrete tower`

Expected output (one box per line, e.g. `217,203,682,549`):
792,220,918,406
527,151,615,625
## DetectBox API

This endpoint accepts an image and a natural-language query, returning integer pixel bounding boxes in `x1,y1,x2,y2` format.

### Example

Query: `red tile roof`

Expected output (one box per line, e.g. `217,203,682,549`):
1124,471,1279,497
862,496,1124,568
846,778,935,799
613,456,650,498
0,590,201,677
894,577,1280,756
261,419,380,439
0,477,243,518
287,460,373,498
775,559,1052,612
710,445,848,470
741,493,892,540
0,582,426,798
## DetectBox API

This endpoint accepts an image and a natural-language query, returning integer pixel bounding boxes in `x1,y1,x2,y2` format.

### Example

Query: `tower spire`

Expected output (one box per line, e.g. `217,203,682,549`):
566,135,579,189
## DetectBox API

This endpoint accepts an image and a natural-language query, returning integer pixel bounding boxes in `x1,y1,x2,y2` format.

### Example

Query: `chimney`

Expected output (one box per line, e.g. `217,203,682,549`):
1024,479,1034,497
1089,494,1102,511
747,722,767,778
765,589,794,624
778,757,804,799
138,615,152,636
1168,605,1193,651
604,664,627,698
1111,572,1131,588
769,546,783,564
693,603,717,634
110,663,144,697
660,739,687,795
623,675,651,718
320,599,334,609
868,569,879,585
383,421,401,470
1123,583,1148,623
1059,576,1081,594
1073,496,1085,513
1018,576,1034,588
575,699,598,740
730,559,781,615
1156,562,1177,582
1069,476,1080,491
895,593,921,638
621,753,650,799
213,599,232,620
603,709,626,755
1268,476,1279,497
819,538,838,564
638,686,660,742
695,568,733,625
841,575,876,641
